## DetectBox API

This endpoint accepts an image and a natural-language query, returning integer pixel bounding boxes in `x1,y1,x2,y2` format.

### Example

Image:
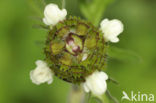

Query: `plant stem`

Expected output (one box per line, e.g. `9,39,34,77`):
68,84,86,103
62,0,65,9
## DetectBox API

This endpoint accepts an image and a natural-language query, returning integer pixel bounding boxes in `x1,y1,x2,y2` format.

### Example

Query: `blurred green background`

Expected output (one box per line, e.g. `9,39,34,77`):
0,0,156,103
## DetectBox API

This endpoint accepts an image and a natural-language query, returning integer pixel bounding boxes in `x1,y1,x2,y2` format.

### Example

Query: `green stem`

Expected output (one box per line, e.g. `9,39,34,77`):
68,85,86,103
68,85,113,103
62,0,65,9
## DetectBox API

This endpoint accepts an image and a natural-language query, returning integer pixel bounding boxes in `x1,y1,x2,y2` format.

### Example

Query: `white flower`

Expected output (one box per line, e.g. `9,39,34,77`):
82,71,108,95
30,60,53,85
100,19,124,43
43,3,67,26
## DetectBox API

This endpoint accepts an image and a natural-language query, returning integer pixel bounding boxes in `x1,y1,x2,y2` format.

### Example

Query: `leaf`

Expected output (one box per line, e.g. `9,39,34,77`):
32,24,49,30
80,0,114,26
84,92,91,103
86,92,110,103
34,40,45,48
91,97,103,103
28,0,45,17
106,90,119,103
108,46,143,63
107,77,119,85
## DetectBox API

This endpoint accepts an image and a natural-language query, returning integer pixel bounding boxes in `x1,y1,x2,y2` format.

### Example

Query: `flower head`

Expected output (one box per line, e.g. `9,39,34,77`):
43,3,67,26
82,71,108,95
30,60,53,85
100,19,123,43
44,16,107,84
30,3,124,96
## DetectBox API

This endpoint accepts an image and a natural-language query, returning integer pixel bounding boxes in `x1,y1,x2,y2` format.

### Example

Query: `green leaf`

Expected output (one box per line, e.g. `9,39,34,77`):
92,97,103,103
108,46,142,63
90,95,110,103
106,90,119,103
80,0,114,26
28,0,45,17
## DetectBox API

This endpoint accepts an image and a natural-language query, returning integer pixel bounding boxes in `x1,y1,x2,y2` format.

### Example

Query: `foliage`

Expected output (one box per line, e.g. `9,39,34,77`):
80,0,114,26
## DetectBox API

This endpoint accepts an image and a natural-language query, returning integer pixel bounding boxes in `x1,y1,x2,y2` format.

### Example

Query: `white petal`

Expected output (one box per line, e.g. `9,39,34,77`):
43,18,50,25
96,71,108,81
83,83,90,93
100,18,123,43
110,37,119,43
82,53,88,61
82,71,108,95
43,3,67,26
30,60,53,85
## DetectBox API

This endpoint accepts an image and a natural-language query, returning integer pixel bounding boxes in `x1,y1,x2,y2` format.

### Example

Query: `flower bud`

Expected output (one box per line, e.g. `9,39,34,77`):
43,3,67,26
100,19,123,43
30,60,53,85
83,71,108,95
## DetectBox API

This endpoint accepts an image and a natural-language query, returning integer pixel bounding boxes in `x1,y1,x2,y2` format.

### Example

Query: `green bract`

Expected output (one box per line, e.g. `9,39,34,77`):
44,16,107,84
